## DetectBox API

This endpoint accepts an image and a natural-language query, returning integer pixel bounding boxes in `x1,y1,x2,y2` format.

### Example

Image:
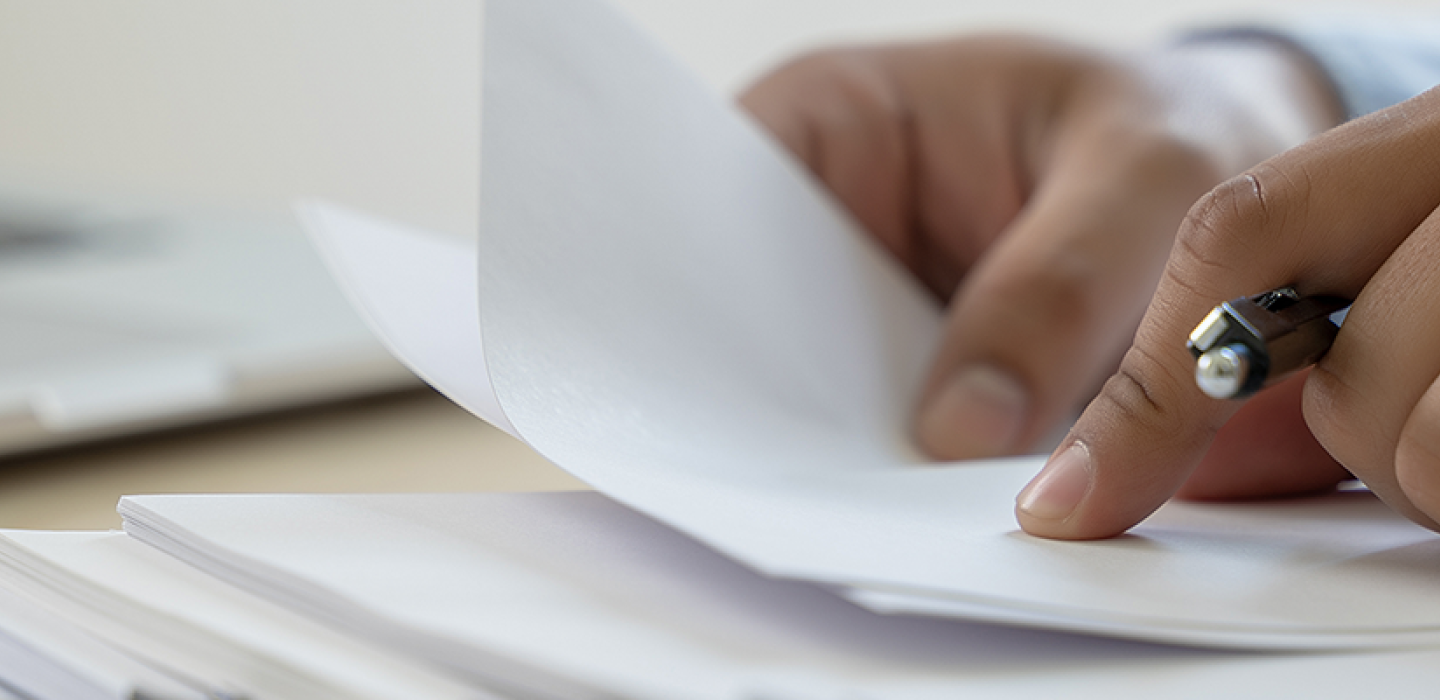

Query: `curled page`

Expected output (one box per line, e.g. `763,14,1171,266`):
301,202,517,437
471,0,1440,647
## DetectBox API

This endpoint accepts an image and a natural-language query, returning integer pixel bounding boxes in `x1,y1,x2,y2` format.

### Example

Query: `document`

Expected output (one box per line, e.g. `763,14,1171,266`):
302,0,1440,649
118,492,1440,700
0,578,203,700
0,529,480,700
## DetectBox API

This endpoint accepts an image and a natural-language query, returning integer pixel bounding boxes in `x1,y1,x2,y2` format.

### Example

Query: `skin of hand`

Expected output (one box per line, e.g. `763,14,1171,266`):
740,34,1342,495
1019,84,1440,540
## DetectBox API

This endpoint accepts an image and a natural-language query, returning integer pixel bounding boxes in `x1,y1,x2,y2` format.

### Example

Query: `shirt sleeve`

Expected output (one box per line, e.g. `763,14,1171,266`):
1187,17,1440,121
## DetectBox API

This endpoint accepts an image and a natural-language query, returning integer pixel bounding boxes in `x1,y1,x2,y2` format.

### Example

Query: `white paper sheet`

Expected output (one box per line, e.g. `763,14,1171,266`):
0,580,203,700
118,500,615,700
301,202,516,436
301,0,1440,648
0,530,482,700
121,492,1440,699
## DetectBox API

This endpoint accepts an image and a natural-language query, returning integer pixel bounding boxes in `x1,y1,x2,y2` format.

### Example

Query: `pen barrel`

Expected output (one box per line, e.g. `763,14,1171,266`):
1231,294,1350,383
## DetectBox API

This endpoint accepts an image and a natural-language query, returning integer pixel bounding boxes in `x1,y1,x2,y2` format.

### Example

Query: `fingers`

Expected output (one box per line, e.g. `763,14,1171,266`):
1176,370,1351,501
1306,202,1440,528
737,44,1039,300
742,42,1194,463
1397,374,1440,520
904,37,1343,462
1018,89,1440,539
914,119,1218,459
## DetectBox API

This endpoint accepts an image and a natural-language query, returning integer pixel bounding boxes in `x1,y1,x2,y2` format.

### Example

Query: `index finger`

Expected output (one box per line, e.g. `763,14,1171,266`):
1015,89,1440,539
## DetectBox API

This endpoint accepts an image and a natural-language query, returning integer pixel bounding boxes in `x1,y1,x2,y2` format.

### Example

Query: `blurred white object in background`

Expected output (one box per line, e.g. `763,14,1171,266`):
0,191,414,456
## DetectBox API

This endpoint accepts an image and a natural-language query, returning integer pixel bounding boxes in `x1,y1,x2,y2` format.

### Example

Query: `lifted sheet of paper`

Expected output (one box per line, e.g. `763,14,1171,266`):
301,0,1440,649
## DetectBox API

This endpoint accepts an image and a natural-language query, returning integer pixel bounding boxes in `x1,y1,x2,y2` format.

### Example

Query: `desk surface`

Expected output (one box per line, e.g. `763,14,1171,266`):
0,390,583,530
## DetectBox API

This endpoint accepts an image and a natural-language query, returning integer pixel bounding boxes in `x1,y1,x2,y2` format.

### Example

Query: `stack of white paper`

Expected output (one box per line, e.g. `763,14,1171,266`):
0,580,204,700
0,491,1432,699
0,529,487,699
109,491,1440,699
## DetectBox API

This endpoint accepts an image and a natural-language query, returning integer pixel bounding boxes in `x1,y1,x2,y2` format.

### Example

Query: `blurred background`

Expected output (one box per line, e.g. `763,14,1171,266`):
0,0,1431,238
0,0,1432,529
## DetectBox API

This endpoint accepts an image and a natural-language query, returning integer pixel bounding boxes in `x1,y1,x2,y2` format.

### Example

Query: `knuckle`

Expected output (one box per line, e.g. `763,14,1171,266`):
1397,421,1440,517
1177,172,1267,260
1092,344,1189,436
1173,160,1310,271
786,47,865,76
1302,362,1386,475
1164,162,1303,301
761,48,906,151
778,48,897,111
1116,129,1224,190
1398,421,1440,485
1340,375,1440,530
743,47,904,170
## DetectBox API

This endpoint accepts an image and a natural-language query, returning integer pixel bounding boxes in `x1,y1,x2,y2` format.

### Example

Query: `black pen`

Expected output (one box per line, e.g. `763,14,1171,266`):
1185,287,1352,400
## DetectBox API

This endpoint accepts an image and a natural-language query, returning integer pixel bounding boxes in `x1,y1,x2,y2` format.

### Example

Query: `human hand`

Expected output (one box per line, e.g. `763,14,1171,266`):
740,34,1340,464
1017,86,1440,539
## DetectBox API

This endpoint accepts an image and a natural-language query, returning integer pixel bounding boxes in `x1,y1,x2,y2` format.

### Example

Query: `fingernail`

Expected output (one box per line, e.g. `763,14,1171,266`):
1017,442,1093,522
917,365,1027,458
